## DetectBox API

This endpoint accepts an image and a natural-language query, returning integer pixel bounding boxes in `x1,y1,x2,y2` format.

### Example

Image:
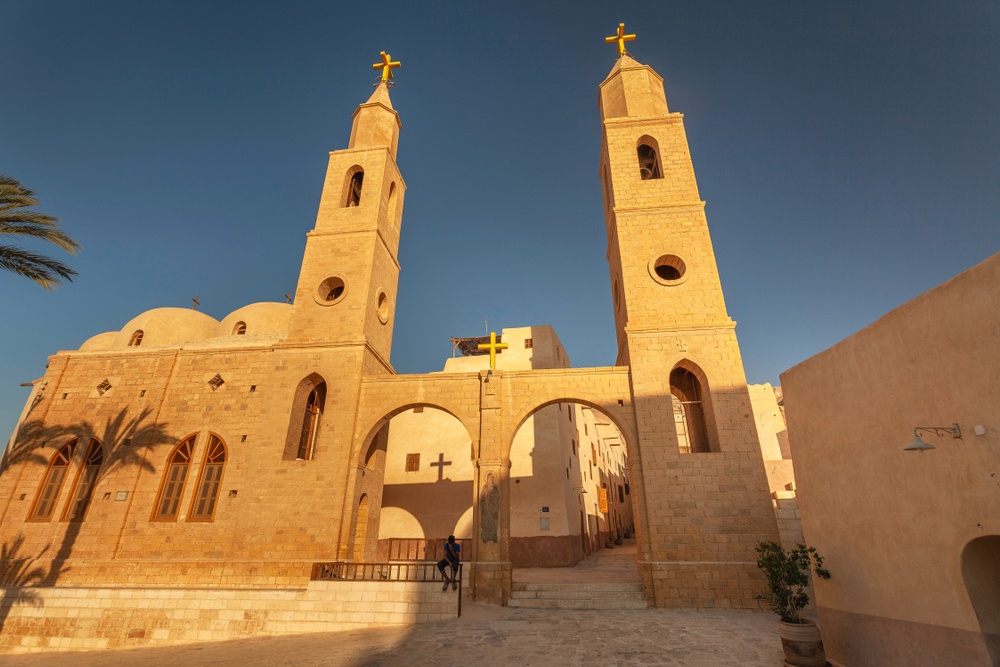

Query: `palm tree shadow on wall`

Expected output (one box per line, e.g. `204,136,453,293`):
0,408,173,633
0,534,47,634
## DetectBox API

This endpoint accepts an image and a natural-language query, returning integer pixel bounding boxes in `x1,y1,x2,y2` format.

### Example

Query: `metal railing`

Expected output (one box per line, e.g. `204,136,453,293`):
311,561,464,616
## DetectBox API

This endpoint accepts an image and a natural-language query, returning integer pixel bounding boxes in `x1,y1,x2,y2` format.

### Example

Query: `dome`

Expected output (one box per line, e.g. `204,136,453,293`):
219,302,292,337
78,331,117,352
112,308,221,350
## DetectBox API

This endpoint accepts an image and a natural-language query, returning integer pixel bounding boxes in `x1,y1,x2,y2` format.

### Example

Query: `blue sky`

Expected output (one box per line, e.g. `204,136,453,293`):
2,1,998,441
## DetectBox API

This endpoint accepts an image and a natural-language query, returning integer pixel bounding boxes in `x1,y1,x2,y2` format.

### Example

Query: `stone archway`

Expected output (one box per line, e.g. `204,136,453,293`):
345,399,478,565
505,398,636,570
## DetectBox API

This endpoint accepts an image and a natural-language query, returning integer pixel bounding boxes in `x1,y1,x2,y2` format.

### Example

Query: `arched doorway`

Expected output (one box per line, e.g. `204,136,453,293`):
350,404,475,563
506,400,636,572
962,535,1000,663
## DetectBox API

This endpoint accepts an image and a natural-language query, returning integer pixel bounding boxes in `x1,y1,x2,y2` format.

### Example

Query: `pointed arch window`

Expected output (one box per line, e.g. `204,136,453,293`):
64,439,104,521
189,435,226,522
28,441,76,521
129,330,144,347
386,181,398,228
670,366,714,453
298,385,325,460
283,375,327,460
636,136,663,180
344,167,364,207
153,436,195,521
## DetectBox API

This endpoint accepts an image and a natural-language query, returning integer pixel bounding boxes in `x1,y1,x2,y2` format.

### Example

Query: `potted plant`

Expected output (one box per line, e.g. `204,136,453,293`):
755,541,831,667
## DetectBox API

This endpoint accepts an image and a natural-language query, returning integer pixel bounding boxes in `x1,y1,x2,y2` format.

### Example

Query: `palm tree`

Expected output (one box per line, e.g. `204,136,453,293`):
0,175,79,289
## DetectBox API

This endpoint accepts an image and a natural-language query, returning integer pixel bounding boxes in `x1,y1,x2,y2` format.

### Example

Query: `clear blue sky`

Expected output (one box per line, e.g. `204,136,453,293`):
2,1,998,441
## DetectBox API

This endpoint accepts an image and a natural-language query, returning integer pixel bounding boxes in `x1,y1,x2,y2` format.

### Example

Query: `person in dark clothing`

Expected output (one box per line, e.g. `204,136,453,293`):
436,535,461,591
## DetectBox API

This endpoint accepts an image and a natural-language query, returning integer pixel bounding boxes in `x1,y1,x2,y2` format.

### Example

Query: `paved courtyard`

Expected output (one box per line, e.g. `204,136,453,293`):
0,544,785,666
0,603,784,667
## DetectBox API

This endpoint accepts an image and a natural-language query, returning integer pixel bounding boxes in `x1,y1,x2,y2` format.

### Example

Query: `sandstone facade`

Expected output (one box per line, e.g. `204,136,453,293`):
0,50,781,651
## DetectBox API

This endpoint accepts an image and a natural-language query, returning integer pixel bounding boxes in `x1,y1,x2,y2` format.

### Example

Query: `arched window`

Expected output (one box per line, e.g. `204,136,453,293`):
233,321,246,335
386,182,398,228
153,436,195,521
283,374,327,460
636,136,663,180
64,439,103,521
129,330,144,347
189,435,226,522
344,167,364,207
298,385,325,459
28,441,76,521
670,365,714,453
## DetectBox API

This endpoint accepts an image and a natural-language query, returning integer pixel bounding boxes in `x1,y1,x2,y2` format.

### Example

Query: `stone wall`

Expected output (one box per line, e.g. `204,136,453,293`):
0,580,460,653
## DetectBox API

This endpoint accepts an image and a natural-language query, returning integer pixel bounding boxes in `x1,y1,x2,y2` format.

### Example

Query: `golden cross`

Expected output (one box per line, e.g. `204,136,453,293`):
372,51,401,83
477,331,507,371
605,23,636,56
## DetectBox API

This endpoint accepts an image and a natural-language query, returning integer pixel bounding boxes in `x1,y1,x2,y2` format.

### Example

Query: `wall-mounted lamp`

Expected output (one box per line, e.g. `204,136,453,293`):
904,424,961,452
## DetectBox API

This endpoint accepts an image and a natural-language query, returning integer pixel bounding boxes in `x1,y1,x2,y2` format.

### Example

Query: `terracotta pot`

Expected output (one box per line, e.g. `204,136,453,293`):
778,619,827,667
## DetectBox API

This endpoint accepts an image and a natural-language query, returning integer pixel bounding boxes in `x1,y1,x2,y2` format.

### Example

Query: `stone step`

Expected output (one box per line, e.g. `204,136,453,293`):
511,589,645,600
511,582,643,593
507,597,649,610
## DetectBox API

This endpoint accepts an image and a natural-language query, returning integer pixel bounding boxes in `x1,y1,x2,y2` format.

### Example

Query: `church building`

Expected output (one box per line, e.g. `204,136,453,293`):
0,32,785,651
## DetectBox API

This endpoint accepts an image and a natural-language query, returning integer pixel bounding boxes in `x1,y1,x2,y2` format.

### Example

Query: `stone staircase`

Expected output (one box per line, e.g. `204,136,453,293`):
508,582,648,610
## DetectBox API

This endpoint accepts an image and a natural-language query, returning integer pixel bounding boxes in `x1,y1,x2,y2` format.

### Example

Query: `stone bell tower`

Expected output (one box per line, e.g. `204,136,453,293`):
598,38,779,606
287,80,405,366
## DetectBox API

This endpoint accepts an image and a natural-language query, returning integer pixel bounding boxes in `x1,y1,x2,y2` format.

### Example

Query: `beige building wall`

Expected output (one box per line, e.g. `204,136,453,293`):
748,383,796,496
781,253,1000,667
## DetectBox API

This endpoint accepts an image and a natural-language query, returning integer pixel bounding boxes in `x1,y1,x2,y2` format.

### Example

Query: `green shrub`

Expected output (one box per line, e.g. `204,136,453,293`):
755,541,830,623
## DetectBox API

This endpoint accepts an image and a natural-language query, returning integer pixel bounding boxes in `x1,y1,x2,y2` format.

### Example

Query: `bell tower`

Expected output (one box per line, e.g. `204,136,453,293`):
287,80,405,366
599,33,778,606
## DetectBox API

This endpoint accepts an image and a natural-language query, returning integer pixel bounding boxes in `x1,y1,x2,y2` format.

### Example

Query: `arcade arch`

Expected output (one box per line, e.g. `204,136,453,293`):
347,403,476,562
507,399,636,570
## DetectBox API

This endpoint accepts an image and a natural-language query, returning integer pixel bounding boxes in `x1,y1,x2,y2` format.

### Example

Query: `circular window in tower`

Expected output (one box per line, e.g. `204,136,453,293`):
648,254,688,286
315,276,347,305
376,291,390,324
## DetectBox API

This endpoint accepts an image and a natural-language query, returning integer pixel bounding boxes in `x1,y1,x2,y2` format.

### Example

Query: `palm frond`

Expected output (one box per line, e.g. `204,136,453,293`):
0,216,80,253
0,244,78,290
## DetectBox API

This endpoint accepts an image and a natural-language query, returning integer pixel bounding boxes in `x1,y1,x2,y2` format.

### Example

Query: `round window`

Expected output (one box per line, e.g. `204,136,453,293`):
316,276,347,305
648,255,687,285
377,291,389,324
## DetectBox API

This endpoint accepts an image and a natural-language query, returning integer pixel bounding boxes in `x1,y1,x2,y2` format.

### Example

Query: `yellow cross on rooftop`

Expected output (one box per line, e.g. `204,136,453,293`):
477,331,508,371
372,51,401,83
605,23,636,56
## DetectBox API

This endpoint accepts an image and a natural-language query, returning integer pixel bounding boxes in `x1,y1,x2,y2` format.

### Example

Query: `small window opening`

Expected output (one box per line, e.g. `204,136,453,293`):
345,170,364,207
233,321,247,335
524,338,533,349
405,453,420,472
208,374,225,390
249,385,256,393
128,330,144,347
96,379,112,396
637,143,662,180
